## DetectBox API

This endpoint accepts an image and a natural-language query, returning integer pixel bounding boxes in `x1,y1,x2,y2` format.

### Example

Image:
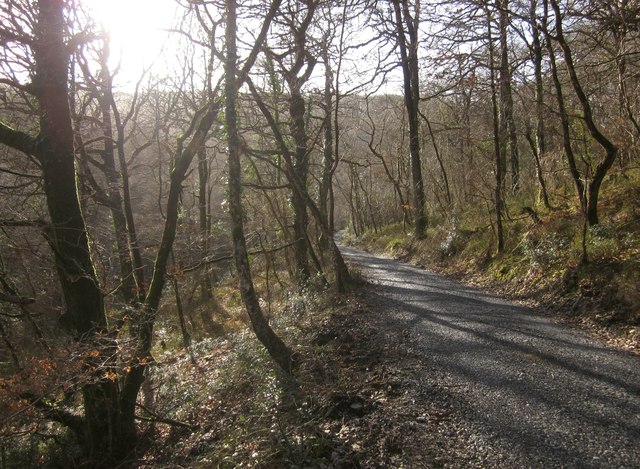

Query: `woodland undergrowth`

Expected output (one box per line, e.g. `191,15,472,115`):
349,169,640,353
2,274,387,468
3,174,638,467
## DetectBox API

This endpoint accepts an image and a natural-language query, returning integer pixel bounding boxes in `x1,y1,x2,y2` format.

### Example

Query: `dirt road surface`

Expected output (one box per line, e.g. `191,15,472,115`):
339,243,640,468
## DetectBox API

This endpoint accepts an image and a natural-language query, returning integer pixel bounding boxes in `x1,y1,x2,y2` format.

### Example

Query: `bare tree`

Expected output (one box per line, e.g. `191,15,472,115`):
391,0,428,238
224,0,294,373
0,0,122,461
546,0,618,225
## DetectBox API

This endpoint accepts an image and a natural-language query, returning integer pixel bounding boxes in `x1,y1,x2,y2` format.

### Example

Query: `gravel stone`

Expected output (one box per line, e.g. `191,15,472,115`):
341,244,640,468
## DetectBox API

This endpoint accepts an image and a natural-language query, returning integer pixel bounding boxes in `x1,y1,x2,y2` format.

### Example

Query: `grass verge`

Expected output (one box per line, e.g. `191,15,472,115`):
349,172,640,353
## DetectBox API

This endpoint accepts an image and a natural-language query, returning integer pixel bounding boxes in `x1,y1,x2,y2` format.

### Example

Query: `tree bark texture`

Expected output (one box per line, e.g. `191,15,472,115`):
486,4,505,252
32,0,126,462
225,0,294,373
529,0,552,209
549,0,618,225
392,0,427,239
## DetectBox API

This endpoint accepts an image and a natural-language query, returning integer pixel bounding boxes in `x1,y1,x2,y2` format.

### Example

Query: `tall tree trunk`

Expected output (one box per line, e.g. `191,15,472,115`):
460,83,473,204
422,114,452,207
529,0,552,209
111,91,146,302
330,4,348,236
497,0,519,193
197,145,220,335
272,2,317,288
548,0,618,225
543,1,585,210
319,45,334,254
289,89,311,286
486,3,505,252
198,146,213,301
392,0,427,239
96,51,137,304
171,252,191,348
319,1,348,239
33,0,123,462
225,0,294,373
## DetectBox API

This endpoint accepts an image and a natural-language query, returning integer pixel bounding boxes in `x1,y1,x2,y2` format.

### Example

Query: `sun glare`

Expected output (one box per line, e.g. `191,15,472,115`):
83,0,179,85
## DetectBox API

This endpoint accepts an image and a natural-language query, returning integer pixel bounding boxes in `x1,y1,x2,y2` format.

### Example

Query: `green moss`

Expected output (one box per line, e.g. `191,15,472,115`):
355,223,410,254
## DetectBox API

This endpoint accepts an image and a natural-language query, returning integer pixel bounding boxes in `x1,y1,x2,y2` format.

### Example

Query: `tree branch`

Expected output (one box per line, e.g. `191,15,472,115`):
19,392,84,436
0,78,35,95
0,292,35,305
182,241,296,274
0,121,38,157
136,403,197,431
237,0,283,86
0,218,46,227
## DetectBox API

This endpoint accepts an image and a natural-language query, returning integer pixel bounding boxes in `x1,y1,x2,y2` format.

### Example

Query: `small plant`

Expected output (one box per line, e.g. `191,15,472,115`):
521,230,570,267
436,226,470,259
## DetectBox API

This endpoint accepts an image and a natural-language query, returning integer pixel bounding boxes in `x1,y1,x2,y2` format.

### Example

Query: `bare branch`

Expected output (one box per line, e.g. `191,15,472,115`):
0,121,38,157
0,292,35,305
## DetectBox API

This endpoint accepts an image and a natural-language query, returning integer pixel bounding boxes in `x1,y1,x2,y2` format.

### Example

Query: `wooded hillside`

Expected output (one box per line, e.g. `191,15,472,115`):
0,0,638,466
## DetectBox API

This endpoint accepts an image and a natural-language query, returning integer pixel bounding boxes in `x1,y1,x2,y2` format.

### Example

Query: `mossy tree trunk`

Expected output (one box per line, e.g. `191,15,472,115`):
4,0,126,463
120,101,218,437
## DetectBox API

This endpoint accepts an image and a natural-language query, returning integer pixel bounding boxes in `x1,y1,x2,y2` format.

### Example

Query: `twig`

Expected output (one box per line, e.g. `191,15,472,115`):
182,241,296,274
135,403,197,431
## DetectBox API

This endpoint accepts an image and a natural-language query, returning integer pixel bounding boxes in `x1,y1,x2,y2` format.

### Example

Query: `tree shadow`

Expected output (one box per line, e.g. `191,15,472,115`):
341,245,640,466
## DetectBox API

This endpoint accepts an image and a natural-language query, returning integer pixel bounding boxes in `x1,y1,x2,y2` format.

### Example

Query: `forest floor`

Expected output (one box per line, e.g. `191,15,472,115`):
140,279,489,468
139,242,639,468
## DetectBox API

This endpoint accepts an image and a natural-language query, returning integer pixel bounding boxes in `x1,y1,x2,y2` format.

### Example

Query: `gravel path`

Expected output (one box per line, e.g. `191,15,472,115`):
340,244,640,468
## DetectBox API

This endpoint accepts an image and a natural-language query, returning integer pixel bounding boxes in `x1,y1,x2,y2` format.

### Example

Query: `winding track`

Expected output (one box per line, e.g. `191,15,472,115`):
340,243,640,468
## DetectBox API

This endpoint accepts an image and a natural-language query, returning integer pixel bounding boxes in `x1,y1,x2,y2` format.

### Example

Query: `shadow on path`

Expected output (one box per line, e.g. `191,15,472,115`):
341,244,640,468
